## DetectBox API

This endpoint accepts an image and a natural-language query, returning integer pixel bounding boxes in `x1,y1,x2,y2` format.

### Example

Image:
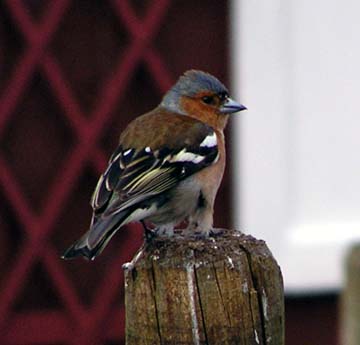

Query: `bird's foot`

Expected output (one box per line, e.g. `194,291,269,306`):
145,227,156,242
154,224,174,238
141,221,156,242
209,228,225,237
192,232,206,239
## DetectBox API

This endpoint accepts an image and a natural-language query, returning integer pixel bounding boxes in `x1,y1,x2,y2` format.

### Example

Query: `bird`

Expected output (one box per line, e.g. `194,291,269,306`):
62,70,246,260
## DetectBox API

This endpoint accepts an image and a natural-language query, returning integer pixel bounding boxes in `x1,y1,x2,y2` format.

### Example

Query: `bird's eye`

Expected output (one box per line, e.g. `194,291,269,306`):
202,96,215,105
218,92,228,101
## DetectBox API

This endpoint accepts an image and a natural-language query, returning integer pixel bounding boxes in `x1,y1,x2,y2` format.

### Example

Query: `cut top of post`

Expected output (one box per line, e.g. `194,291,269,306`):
124,230,284,345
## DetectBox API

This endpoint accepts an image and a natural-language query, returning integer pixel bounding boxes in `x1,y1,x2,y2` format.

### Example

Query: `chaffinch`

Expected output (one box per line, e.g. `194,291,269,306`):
62,70,246,260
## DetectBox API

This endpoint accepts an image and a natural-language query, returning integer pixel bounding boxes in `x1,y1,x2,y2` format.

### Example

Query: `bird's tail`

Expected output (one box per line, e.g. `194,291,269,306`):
61,210,129,261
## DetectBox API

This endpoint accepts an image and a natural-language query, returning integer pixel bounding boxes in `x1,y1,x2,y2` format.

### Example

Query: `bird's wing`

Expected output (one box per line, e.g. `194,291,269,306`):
63,113,219,260
90,117,219,218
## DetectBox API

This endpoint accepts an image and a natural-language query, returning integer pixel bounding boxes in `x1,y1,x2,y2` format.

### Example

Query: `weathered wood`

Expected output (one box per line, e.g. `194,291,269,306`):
342,243,360,345
124,230,284,345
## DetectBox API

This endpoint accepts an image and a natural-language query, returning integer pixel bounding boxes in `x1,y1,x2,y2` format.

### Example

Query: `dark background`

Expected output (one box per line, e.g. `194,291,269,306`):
0,1,339,344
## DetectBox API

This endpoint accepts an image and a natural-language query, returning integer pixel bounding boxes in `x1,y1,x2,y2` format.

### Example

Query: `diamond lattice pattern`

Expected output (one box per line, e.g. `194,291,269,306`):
0,1,229,344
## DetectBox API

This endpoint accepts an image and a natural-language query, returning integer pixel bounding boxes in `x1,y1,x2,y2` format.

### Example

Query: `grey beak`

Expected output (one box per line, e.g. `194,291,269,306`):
220,97,247,114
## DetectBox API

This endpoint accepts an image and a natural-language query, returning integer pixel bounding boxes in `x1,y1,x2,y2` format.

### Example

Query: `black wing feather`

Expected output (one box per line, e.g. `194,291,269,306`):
91,128,218,218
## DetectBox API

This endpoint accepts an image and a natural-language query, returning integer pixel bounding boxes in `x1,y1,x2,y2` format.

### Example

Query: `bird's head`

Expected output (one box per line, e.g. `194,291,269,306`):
161,70,246,130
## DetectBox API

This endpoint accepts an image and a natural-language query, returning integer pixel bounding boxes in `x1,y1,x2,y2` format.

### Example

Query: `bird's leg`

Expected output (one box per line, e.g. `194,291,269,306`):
156,224,174,237
186,206,214,238
141,220,156,241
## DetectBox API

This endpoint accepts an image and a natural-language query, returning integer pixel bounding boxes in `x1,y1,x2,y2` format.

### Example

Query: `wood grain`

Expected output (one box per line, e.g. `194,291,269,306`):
124,230,284,345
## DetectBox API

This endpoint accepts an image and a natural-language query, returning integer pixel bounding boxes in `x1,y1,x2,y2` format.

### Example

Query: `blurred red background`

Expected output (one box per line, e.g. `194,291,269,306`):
0,1,338,344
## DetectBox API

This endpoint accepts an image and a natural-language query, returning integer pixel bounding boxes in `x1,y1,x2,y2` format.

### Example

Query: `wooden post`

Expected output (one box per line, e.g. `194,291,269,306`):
342,244,360,345
124,230,284,345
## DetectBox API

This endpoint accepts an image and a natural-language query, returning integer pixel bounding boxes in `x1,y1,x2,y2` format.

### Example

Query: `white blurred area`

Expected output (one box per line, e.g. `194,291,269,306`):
231,0,360,293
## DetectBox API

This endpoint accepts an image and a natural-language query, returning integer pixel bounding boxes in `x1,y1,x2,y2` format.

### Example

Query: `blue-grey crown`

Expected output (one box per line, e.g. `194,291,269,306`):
171,70,228,96
161,70,228,113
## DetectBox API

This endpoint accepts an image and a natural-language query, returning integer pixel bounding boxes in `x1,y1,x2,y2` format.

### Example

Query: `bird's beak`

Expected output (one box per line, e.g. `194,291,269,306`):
220,98,247,114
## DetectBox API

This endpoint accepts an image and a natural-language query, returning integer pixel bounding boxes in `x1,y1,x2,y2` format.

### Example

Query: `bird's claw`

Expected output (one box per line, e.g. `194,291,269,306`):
145,227,156,242
209,228,225,237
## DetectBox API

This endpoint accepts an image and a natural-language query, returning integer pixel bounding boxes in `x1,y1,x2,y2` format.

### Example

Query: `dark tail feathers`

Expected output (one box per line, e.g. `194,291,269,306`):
61,210,128,261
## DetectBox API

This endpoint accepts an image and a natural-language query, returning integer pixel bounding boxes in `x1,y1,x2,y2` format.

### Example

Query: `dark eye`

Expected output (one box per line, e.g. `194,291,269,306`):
218,92,228,101
202,96,215,105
